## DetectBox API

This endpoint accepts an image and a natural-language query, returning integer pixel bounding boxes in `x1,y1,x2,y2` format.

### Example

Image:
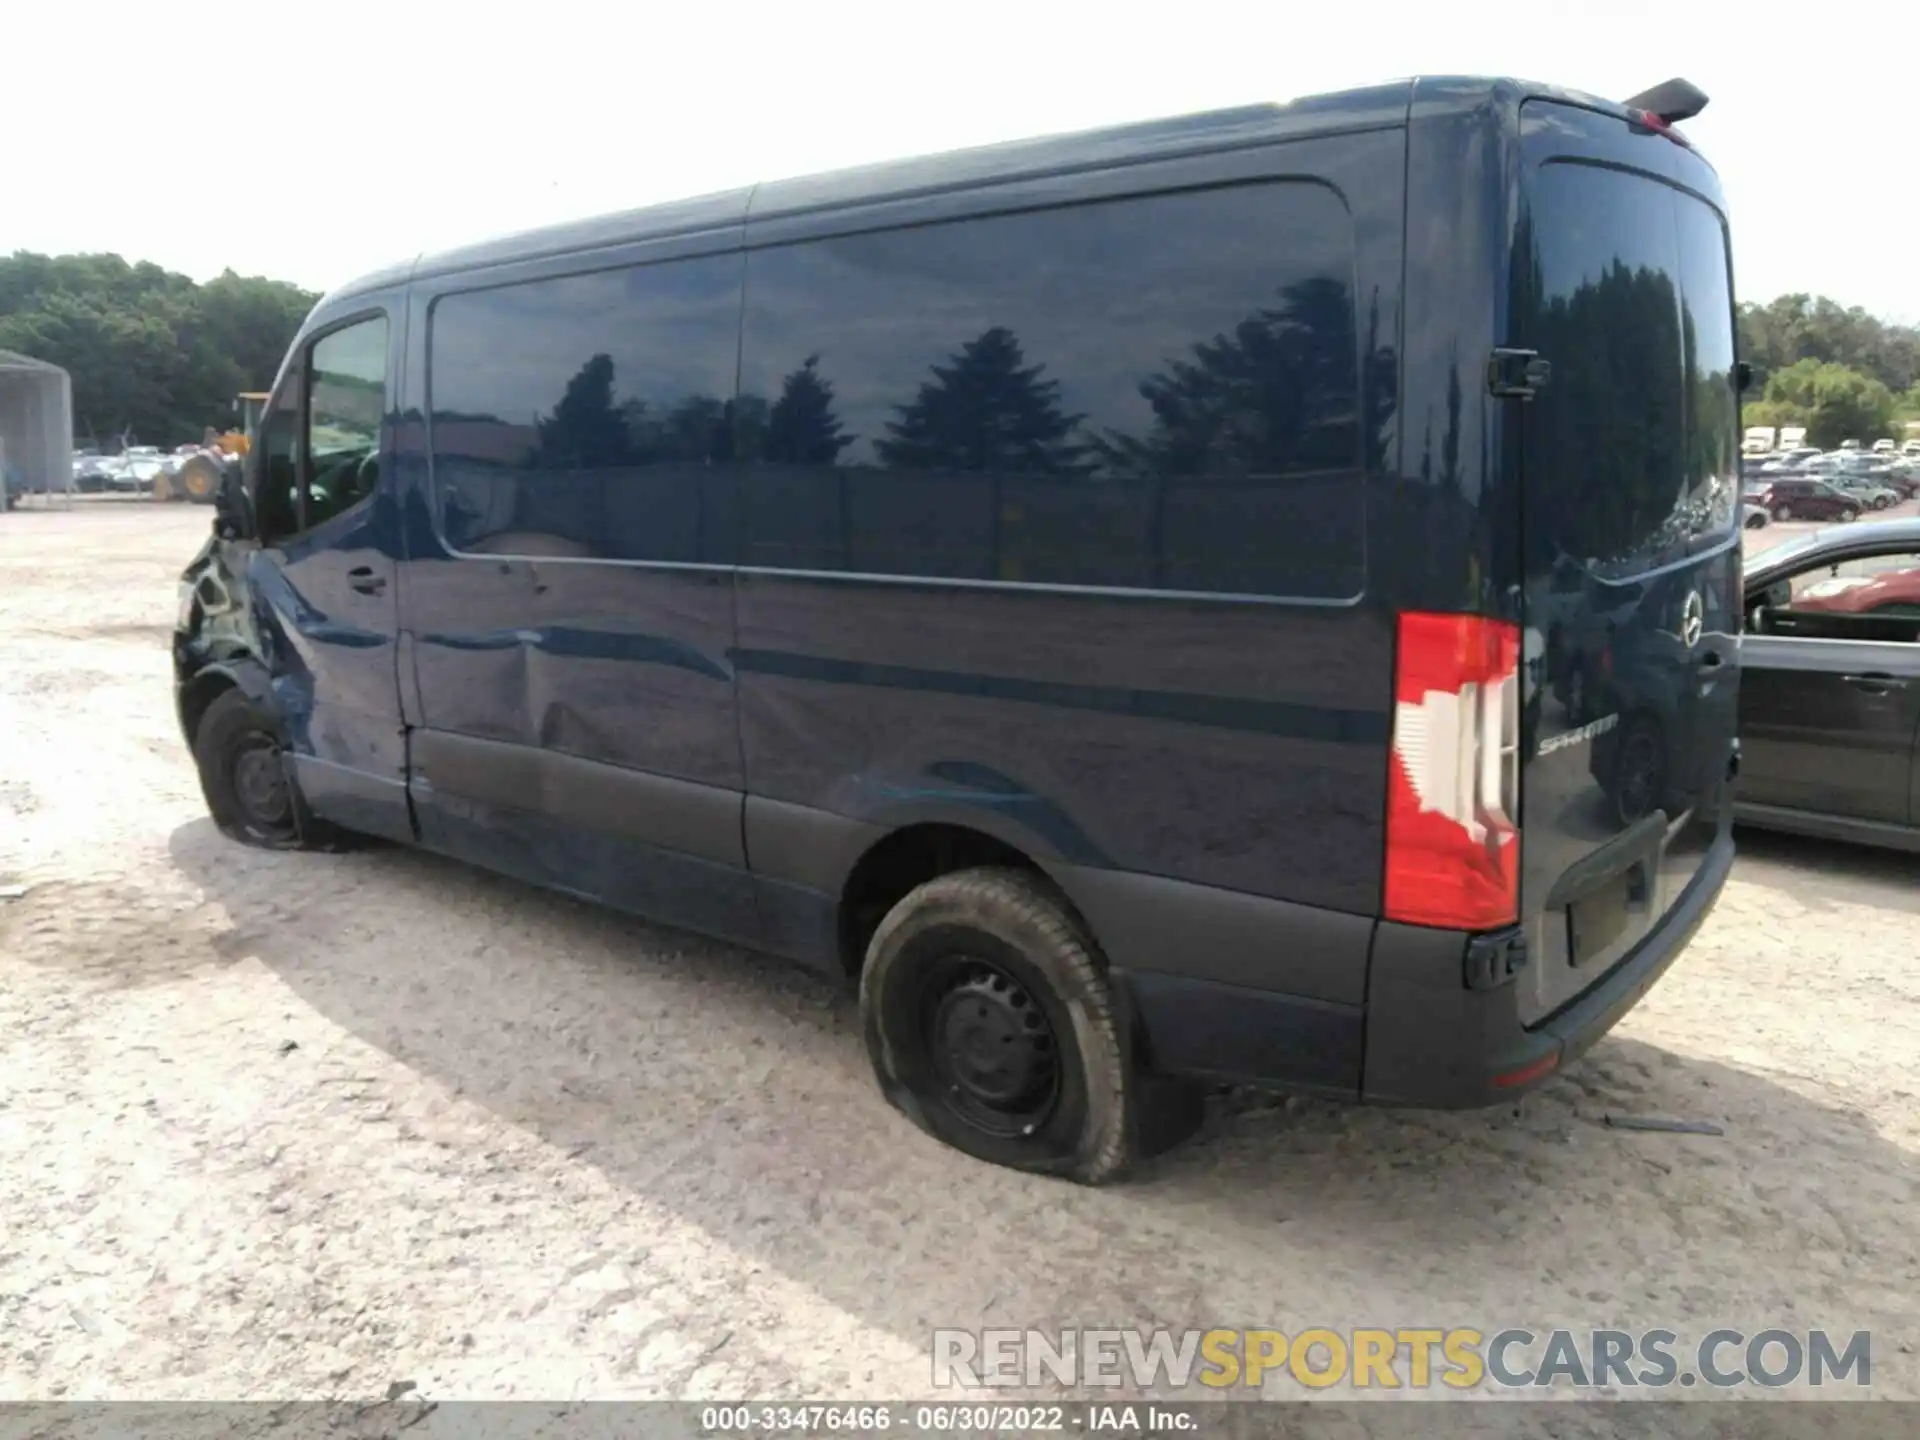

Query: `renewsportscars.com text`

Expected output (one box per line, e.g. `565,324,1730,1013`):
932,1327,1872,1392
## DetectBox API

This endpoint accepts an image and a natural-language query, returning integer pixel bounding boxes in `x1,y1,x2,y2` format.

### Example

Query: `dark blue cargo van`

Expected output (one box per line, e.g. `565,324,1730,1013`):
174,76,1742,1181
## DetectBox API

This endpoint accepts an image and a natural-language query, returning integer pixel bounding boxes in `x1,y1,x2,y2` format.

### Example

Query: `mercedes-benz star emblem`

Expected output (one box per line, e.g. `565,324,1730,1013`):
1681,590,1705,648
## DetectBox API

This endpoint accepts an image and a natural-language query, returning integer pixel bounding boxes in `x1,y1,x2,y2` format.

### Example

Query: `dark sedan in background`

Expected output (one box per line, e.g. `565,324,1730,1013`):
1754,478,1862,523
1739,517,1920,851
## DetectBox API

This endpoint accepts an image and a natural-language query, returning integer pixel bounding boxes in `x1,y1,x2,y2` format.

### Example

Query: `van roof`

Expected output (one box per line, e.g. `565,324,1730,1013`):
317,75,1659,309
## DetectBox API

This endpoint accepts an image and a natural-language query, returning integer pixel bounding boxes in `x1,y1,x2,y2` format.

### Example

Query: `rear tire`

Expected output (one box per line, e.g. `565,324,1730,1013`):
860,867,1134,1184
191,689,338,850
1772,503,1794,521
1841,507,1860,522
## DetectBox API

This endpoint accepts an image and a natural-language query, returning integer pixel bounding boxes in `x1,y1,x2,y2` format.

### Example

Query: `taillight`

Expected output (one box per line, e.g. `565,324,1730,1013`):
1385,612,1522,930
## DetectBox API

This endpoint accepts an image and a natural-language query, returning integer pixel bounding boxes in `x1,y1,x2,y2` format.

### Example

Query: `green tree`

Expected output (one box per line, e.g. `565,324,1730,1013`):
0,251,315,445
1738,294,1920,397
1760,358,1897,449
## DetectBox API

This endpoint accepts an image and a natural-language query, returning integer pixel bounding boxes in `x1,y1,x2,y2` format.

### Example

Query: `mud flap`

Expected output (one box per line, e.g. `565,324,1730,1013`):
1108,973,1207,1160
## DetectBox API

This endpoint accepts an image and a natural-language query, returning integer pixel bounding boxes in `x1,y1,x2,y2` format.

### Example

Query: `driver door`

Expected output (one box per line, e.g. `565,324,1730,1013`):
1741,546,1920,826
248,309,411,842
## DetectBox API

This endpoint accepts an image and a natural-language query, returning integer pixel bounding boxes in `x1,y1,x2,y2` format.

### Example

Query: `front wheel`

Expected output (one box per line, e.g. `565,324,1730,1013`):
191,689,337,849
1773,503,1794,521
1841,507,1860,522
861,867,1134,1183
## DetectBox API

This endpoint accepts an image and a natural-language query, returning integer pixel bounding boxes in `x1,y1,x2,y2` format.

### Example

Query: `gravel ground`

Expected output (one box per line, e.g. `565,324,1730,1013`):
1,502,1916,1405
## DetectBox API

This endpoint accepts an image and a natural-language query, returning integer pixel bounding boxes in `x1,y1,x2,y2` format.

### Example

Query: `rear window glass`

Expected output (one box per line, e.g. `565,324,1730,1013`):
1519,161,1739,580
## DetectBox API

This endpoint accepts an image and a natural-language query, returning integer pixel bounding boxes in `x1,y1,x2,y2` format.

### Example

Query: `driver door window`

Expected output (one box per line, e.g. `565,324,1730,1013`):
256,314,388,544
1752,550,1920,642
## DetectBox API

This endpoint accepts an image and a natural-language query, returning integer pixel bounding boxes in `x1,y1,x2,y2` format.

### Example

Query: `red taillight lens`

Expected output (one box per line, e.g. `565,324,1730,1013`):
1385,612,1522,930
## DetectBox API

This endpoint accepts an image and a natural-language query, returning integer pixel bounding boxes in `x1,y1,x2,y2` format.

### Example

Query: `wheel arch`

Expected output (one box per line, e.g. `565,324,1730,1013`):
178,657,276,749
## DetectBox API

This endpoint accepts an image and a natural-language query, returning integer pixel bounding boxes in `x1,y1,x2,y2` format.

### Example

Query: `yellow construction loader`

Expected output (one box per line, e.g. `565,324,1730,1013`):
154,392,270,503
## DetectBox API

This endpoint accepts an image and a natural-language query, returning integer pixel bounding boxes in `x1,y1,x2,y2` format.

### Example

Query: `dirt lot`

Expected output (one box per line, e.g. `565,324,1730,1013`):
2,502,1916,1404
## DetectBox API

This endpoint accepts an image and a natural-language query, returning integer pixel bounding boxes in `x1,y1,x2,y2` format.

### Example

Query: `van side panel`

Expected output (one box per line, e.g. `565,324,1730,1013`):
734,130,1406,1073
395,223,765,948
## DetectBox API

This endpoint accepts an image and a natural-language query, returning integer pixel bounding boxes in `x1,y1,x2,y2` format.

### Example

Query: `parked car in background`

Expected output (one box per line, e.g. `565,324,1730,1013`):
1840,439,1862,452
72,451,111,492
1758,478,1861,522
1903,438,1920,456
1870,439,1896,454
1739,518,1920,852
1757,449,1821,475
100,456,142,492
1834,476,1900,510
118,447,168,492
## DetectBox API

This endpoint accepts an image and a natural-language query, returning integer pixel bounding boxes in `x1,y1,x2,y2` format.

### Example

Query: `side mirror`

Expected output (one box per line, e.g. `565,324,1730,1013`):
212,455,253,541
1736,361,1762,393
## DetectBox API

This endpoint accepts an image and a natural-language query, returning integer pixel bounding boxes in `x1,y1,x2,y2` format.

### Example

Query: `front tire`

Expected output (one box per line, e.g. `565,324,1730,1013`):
861,867,1133,1184
1773,503,1794,521
191,689,333,849
1841,507,1860,522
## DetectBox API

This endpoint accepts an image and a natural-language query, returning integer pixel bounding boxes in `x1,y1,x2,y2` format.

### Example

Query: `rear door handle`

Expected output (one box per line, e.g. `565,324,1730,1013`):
1843,673,1908,694
347,565,387,596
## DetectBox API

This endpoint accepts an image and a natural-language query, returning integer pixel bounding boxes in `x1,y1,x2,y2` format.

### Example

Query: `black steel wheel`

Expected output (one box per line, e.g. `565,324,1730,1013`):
192,688,328,849
922,954,1062,1138
861,867,1134,1183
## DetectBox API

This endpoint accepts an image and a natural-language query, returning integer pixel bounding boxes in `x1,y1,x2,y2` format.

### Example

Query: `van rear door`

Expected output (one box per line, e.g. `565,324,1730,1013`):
1510,101,1741,1026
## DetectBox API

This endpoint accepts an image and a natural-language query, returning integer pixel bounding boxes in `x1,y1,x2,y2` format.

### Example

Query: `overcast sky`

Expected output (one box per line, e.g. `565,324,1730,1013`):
11,0,1911,321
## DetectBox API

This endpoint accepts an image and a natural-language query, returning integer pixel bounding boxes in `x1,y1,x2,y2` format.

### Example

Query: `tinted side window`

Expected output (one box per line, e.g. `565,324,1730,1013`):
428,255,744,562
738,182,1366,598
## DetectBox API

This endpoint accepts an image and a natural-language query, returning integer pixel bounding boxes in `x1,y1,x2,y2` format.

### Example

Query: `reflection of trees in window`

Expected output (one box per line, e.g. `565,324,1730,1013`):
1360,290,1396,477
535,352,630,467
764,355,854,464
1521,249,1685,572
876,326,1090,475
659,395,730,463
1683,312,1738,530
528,353,732,469
1093,277,1357,478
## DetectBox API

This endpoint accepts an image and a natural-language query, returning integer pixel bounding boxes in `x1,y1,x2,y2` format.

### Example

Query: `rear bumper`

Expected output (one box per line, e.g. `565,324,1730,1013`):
1360,827,1734,1107
1116,829,1732,1107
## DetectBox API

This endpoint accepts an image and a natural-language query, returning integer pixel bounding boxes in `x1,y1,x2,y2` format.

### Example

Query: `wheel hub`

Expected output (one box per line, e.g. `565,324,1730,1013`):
232,740,291,827
930,965,1057,1119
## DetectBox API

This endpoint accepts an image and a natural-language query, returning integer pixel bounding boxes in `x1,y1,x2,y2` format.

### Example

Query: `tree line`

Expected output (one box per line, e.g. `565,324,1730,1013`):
1738,294,1920,448
0,252,316,448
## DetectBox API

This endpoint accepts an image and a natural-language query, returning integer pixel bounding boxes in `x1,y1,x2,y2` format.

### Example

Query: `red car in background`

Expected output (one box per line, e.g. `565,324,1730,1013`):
1790,564,1920,615
1754,478,1861,522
